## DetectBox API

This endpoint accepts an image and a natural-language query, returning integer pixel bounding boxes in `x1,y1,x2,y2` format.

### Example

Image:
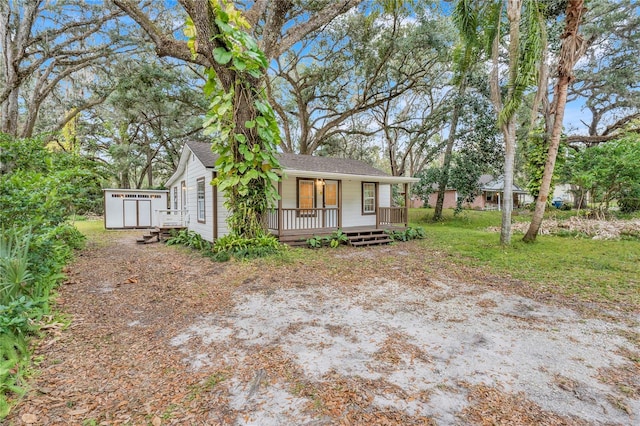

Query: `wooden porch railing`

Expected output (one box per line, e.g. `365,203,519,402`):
267,208,339,233
378,207,407,226
156,209,188,227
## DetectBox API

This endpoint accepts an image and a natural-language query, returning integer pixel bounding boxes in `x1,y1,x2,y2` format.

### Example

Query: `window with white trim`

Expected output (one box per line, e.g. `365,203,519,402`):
197,178,205,223
362,182,376,215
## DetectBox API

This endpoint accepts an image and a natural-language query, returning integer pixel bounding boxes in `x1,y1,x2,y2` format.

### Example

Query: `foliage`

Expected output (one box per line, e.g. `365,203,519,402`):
386,226,426,242
523,128,563,200
306,230,349,249
0,135,103,219
82,57,209,189
166,230,212,251
0,297,37,337
566,134,640,211
211,233,284,261
567,0,640,146
0,230,32,304
0,333,28,418
619,186,640,214
272,3,453,158
0,134,87,418
166,230,284,261
412,167,440,203
185,1,282,239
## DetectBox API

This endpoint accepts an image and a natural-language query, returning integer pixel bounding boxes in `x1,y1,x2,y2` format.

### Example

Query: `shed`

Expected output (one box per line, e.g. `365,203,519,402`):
103,189,169,229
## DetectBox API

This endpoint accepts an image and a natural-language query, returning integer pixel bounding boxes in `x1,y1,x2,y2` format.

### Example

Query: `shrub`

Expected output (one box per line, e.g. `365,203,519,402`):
166,229,212,251
386,226,426,242
0,135,89,418
618,187,640,214
211,233,283,260
306,229,349,249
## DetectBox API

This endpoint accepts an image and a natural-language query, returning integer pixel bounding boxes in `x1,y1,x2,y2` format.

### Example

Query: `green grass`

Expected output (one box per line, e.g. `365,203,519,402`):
410,208,640,309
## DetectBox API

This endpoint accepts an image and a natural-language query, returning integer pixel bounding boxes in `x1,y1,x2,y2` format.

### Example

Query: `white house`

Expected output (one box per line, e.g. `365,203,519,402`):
164,141,419,244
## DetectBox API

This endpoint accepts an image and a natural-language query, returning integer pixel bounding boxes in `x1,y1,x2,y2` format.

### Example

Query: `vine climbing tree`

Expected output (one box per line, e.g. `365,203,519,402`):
113,0,363,238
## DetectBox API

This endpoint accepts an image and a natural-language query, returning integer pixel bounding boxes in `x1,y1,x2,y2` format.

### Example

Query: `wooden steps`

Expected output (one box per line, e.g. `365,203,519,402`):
275,228,394,248
345,229,392,247
136,227,186,244
136,229,160,244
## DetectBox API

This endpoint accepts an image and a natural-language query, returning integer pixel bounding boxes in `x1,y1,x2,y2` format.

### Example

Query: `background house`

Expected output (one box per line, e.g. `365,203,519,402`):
426,174,528,211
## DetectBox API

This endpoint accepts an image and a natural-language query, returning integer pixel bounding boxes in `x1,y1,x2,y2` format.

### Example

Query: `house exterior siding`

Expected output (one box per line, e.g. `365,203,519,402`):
165,142,416,243
185,153,214,242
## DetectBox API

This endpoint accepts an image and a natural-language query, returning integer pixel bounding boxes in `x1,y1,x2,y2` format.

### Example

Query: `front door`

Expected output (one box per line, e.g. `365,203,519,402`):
323,180,338,228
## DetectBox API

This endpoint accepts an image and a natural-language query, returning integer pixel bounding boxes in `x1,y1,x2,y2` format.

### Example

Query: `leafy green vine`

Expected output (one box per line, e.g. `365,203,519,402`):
185,1,282,238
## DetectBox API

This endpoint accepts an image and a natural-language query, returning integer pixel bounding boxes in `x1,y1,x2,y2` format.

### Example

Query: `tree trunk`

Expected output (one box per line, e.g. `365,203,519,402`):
496,0,521,246
434,83,464,221
500,119,516,245
524,0,586,242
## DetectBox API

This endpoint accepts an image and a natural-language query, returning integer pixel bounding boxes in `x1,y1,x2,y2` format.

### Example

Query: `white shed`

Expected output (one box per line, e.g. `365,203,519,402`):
103,189,169,229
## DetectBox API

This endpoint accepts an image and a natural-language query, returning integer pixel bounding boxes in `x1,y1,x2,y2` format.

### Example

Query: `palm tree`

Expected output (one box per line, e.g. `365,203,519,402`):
452,0,545,244
524,0,588,242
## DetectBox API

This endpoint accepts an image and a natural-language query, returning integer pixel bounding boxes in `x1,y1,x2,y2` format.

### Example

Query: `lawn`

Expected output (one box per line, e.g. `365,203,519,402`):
409,208,640,310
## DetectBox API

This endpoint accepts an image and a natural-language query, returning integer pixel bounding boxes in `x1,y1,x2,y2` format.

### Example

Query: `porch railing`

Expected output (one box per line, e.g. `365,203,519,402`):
378,207,407,226
267,208,339,233
156,209,188,227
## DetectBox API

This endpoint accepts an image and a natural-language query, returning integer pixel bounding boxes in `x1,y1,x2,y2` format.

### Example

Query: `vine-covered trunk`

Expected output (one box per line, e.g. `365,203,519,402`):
524,0,586,242
227,81,272,238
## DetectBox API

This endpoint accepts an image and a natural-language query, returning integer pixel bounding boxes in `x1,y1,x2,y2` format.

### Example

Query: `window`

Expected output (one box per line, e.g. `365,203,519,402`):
486,192,494,202
197,178,205,223
362,182,376,215
173,187,178,210
298,178,315,216
181,181,186,211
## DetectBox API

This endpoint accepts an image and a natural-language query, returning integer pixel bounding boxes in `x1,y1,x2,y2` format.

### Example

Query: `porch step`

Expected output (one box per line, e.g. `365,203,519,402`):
277,233,315,247
136,229,160,244
345,229,393,247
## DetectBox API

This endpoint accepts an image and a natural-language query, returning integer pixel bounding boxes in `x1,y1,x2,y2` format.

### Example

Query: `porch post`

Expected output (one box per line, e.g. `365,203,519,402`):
404,182,409,227
277,179,283,237
375,182,380,229
338,180,342,229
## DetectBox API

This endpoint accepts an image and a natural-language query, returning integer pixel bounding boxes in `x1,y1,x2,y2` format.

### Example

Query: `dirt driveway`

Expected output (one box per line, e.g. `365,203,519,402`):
8,229,640,425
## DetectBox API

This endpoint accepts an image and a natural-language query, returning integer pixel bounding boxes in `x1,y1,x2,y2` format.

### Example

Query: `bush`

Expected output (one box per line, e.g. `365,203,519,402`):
166,229,212,251
211,233,284,260
618,188,640,214
306,229,349,249
0,135,89,418
386,226,426,242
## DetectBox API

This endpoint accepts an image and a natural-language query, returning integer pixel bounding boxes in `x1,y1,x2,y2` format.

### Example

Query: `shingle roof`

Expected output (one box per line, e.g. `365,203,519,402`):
185,141,390,177
481,175,526,193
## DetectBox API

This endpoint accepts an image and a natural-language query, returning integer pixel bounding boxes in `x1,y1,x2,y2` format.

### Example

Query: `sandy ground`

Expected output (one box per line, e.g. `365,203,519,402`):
7,230,640,425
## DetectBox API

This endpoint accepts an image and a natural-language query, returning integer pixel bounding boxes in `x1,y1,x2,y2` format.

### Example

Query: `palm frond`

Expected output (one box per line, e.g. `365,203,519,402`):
499,0,546,126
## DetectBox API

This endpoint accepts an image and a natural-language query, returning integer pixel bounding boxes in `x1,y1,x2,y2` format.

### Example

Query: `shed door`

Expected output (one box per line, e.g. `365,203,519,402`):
138,200,152,227
124,200,138,227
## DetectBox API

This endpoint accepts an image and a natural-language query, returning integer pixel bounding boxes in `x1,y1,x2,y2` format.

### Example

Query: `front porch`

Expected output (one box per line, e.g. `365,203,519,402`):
265,204,409,247
266,206,408,237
